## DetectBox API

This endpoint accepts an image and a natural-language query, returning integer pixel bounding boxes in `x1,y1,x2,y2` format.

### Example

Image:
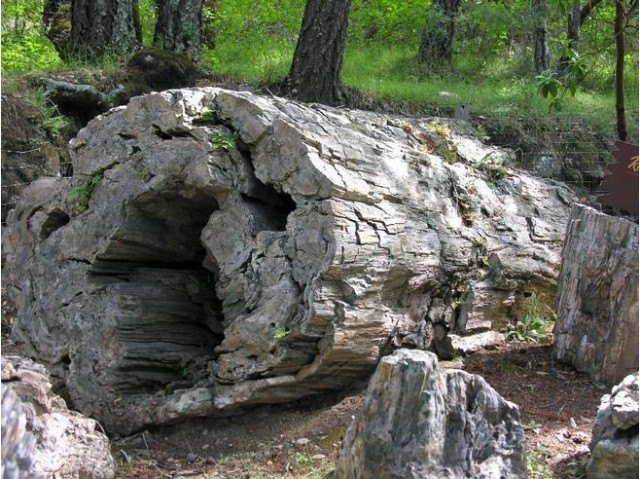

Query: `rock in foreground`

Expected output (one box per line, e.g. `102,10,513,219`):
1,356,115,479
3,88,574,433
587,373,639,479
334,349,526,479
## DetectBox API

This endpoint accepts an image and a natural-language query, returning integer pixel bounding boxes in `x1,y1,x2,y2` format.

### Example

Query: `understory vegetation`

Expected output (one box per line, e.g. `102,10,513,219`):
2,0,638,152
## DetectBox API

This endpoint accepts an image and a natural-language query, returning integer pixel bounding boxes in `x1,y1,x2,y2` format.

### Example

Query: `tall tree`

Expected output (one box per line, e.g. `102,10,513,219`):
70,0,141,59
288,0,352,106
418,0,462,64
557,0,603,72
532,0,550,73
154,0,204,59
614,0,630,141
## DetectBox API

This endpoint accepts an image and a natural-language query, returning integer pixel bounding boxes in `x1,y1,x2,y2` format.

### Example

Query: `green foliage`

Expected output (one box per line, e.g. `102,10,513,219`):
1,0,62,73
536,47,589,111
138,0,158,47
67,174,102,213
475,153,509,183
526,447,553,479
26,88,74,140
211,131,236,150
523,419,543,434
506,293,556,343
194,109,218,125
274,326,290,341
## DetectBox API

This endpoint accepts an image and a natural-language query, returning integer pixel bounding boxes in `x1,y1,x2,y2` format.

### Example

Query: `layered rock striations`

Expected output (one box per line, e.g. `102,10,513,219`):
2,88,574,433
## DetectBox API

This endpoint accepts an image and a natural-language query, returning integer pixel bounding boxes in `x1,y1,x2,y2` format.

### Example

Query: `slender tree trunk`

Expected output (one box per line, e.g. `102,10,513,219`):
154,0,204,59
288,0,352,106
532,0,550,73
614,0,628,141
201,0,220,50
418,0,462,64
70,0,141,59
557,0,603,73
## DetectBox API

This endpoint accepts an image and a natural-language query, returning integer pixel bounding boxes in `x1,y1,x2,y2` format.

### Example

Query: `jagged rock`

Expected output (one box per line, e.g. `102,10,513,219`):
334,349,526,479
1,387,40,479
2,88,575,433
553,205,639,387
587,373,639,479
1,355,115,479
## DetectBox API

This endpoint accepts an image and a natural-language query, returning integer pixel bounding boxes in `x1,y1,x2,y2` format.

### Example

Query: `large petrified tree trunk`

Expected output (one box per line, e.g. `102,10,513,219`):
3,88,575,434
288,0,352,105
70,0,141,59
553,205,639,387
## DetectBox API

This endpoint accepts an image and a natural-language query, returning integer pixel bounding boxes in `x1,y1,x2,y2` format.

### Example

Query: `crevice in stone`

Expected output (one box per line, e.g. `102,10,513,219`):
39,208,70,240
234,137,297,232
87,186,225,396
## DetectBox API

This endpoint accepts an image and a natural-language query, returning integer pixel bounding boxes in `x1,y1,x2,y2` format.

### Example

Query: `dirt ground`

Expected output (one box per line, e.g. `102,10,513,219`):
106,342,604,479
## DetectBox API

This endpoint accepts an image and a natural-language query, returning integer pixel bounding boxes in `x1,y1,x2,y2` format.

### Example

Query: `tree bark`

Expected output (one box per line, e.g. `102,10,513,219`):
553,205,638,387
154,0,204,60
288,0,352,106
418,0,462,64
70,0,141,59
614,0,628,141
532,0,550,74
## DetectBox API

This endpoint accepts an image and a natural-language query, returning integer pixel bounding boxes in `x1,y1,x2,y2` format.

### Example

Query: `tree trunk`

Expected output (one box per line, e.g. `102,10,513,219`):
202,0,220,50
532,0,550,73
417,0,462,64
154,0,204,60
553,205,639,387
70,0,141,59
557,0,603,74
43,0,71,60
614,0,628,141
288,0,352,106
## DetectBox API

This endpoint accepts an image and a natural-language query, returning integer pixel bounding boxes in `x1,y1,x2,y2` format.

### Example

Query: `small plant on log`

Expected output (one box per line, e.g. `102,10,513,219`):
506,292,555,343
274,326,290,340
211,131,236,150
67,174,102,213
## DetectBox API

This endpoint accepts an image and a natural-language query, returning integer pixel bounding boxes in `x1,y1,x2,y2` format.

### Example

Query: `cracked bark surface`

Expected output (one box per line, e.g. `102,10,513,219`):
3,88,575,434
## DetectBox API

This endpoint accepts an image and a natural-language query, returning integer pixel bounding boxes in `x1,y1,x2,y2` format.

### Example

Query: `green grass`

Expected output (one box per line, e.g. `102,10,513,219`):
1,5,637,145
204,35,296,84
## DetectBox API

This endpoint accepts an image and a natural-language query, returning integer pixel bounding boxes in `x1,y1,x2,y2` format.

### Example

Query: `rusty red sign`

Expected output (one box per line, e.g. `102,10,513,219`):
597,140,639,215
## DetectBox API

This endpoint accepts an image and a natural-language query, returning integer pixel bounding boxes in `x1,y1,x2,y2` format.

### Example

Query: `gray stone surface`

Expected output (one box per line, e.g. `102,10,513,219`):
1,356,115,479
553,205,639,387
334,349,526,479
587,373,639,479
2,88,574,433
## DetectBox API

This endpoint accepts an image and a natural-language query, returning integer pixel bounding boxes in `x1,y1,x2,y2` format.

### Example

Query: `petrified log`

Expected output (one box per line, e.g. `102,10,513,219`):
2,88,574,433
553,205,639,387
334,349,526,479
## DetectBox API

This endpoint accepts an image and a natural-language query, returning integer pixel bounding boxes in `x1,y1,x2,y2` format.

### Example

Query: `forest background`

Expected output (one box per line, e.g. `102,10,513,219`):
1,0,639,182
